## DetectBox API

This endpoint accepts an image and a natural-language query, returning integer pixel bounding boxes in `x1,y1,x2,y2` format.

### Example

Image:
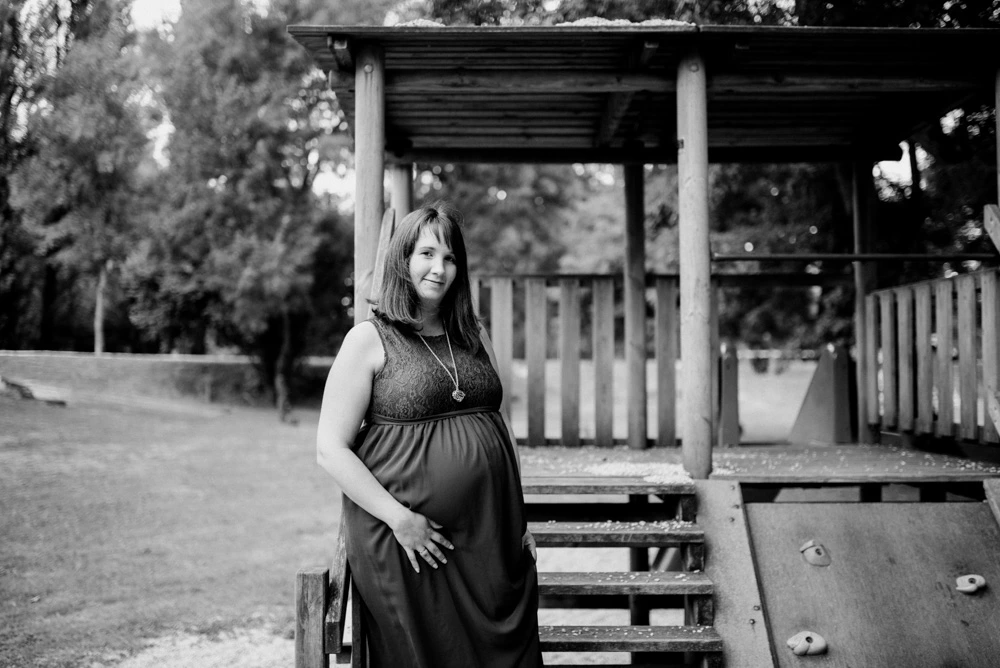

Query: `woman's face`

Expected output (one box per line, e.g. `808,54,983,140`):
408,227,457,311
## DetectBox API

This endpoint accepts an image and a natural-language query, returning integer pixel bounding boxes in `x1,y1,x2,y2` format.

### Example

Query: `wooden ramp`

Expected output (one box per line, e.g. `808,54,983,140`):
746,492,1000,667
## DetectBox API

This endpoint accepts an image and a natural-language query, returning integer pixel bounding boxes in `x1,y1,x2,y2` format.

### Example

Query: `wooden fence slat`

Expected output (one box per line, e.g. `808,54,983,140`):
560,279,581,447
295,568,330,668
525,278,548,446
865,295,880,427
593,278,615,447
982,271,1000,443
655,278,678,447
896,287,915,432
914,284,934,434
934,279,955,438
710,287,720,435
880,291,898,428
490,278,514,401
957,275,978,441
470,276,481,317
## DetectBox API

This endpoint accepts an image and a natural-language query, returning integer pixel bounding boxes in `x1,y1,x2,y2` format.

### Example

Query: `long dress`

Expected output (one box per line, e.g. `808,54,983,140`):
343,314,543,668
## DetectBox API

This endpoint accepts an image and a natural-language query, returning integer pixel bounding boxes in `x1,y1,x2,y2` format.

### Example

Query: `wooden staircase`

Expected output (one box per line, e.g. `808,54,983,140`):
526,477,723,666
295,477,726,667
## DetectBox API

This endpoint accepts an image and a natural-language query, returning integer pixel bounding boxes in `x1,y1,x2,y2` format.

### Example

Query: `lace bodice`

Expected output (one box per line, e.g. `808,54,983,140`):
367,314,503,420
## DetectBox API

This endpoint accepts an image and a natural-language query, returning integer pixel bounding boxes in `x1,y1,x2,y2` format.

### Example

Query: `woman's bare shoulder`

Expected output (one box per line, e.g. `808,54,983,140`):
335,320,385,369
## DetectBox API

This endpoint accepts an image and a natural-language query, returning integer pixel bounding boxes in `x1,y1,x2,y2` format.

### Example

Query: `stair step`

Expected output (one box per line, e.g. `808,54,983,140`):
539,571,713,595
539,625,723,653
530,520,704,547
523,476,695,496
527,502,684,523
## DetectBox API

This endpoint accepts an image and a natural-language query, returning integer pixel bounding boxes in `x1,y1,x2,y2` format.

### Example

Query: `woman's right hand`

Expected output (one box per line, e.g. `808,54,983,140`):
390,508,455,573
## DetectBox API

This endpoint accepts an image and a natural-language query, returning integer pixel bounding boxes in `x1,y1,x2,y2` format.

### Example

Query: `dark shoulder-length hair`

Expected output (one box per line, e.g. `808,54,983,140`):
373,201,480,352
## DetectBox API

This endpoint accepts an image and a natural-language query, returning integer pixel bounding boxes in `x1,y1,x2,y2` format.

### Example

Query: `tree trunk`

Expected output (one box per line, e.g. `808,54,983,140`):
275,306,293,423
94,262,107,356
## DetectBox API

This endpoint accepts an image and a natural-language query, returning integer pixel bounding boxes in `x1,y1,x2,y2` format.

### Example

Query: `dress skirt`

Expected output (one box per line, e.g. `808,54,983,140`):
343,407,543,668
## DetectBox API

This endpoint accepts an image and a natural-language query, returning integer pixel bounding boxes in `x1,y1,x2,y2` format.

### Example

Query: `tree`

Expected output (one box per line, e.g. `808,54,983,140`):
0,0,103,349
123,0,352,418
10,0,148,354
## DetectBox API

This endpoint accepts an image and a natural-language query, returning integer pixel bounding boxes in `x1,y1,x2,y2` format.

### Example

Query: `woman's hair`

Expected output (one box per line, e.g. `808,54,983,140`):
373,201,480,351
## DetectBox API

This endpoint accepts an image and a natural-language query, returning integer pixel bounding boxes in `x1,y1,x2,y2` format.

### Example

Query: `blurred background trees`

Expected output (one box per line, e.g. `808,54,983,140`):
1,0,997,412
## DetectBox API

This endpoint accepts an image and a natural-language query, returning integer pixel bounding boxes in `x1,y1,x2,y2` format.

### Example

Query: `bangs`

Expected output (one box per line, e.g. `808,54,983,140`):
418,220,453,252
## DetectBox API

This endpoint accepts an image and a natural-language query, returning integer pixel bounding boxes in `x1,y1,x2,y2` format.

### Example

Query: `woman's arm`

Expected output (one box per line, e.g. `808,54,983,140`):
317,321,453,572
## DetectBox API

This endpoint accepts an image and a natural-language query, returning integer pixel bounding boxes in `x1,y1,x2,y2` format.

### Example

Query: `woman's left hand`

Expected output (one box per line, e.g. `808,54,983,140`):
522,529,537,561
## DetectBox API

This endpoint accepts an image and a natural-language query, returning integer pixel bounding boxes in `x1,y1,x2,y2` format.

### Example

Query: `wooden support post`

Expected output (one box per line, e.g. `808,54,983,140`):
628,495,650,625
677,50,712,478
296,568,330,668
624,163,648,450
353,44,385,325
389,163,413,222
718,343,740,447
995,67,999,203
853,159,876,442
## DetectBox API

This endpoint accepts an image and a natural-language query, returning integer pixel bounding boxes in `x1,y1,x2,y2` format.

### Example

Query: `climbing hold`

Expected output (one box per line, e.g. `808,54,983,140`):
787,631,828,656
799,540,832,567
956,574,987,594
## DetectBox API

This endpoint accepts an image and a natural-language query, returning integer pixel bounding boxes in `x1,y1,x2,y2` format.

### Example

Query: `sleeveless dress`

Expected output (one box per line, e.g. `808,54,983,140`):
343,314,543,668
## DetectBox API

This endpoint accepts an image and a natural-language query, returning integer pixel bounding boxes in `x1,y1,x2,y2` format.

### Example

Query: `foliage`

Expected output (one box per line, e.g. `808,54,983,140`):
121,0,354,415
9,0,149,352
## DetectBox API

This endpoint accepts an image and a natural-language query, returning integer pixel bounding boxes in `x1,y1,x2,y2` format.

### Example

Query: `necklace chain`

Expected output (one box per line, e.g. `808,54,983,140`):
417,330,465,402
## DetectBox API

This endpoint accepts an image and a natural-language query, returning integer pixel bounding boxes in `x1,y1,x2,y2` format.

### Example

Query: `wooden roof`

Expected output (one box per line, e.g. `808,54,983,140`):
286,24,1000,164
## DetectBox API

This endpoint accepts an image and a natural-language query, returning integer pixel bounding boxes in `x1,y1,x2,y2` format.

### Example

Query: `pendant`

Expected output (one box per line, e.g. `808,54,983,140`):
452,389,466,402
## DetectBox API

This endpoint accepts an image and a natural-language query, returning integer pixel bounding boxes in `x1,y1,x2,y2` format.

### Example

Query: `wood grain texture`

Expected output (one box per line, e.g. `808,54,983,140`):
560,279,581,447
985,478,1000,528
624,163,648,451
748,502,1000,668
539,571,713,595
353,44,385,326
914,283,934,434
879,291,898,428
525,278,547,446
718,345,740,446
538,625,723,652
980,271,999,442
694,481,774,668
935,279,955,437
864,295,879,427
895,287,915,431
522,476,695,495
489,277,514,396
956,274,978,440
295,568,330,668
678,50,713,479
593,278,615,447
529,520,704,547
324,526,349,653
655,278,678,447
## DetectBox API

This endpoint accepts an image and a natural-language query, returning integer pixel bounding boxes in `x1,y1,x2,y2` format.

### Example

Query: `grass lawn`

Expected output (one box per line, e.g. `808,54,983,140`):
0,395,336,667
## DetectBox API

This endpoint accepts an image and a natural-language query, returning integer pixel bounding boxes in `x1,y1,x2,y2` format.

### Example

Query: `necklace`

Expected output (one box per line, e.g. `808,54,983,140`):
417,330,465,402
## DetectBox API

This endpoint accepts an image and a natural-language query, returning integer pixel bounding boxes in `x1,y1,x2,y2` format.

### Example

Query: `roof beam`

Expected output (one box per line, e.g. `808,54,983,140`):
327,36,353,71
385,144,902,165
327,69,985,95
596,41,660,148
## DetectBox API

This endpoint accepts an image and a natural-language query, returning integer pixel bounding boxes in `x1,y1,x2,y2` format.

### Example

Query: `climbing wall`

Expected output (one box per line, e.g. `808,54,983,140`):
747,501,1000,667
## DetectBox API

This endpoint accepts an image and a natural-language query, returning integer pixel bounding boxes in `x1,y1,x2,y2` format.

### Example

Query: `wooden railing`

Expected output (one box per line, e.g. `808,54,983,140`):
864,268,1000,444
473,273,698,448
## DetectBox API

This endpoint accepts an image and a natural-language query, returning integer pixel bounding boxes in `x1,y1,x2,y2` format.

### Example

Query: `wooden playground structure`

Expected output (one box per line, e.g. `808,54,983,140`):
289,23,1000,667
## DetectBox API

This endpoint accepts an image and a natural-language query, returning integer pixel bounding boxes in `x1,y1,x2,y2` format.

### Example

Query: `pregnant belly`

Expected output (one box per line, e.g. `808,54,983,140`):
361,413,512,530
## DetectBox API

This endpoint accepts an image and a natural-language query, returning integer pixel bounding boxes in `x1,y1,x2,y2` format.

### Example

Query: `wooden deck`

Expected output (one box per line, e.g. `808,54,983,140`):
520,444,1000,488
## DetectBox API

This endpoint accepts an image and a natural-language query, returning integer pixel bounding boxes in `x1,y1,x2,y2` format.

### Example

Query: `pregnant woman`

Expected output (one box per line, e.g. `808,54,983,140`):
316,202,543,667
